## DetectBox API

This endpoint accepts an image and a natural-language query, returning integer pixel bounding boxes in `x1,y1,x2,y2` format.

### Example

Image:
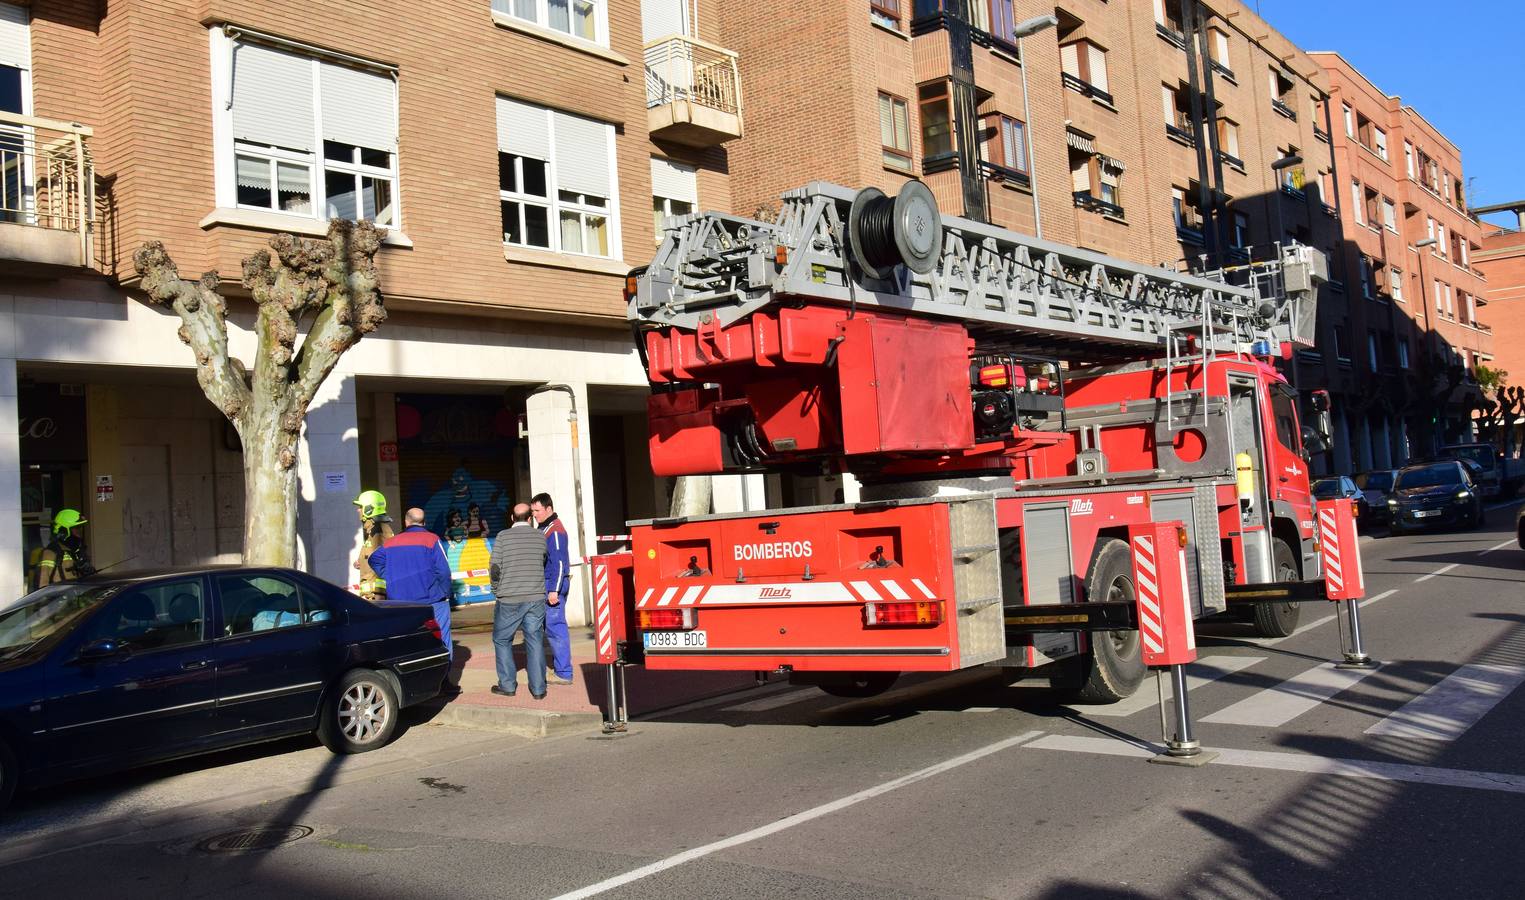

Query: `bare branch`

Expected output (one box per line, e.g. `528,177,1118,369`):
289,220,387,412
134,241,250,424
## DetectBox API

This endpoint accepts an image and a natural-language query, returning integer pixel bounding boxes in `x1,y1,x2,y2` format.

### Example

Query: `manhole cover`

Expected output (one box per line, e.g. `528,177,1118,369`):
197,825,314,853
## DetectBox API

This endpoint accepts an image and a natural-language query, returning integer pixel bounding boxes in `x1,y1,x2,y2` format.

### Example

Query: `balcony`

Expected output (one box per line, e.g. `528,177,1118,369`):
0,112,94,270
645,35,743,147
1271,98,1297,121
1074,191,1123,219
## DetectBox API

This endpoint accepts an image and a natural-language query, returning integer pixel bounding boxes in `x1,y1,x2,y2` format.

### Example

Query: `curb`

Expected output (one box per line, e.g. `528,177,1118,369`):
423,701,603,739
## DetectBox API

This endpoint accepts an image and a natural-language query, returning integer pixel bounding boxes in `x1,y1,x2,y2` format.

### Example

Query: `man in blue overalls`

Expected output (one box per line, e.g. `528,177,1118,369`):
530,492,575,686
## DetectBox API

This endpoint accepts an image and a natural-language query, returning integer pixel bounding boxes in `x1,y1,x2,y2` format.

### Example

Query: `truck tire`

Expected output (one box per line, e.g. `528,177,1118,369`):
1067,538,1146,703
817,672,898,698
1251,539,1302,638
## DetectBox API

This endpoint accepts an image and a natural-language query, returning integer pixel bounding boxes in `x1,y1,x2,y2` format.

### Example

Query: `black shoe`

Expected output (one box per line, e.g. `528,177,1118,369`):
490,685,516,697
531,692,547,700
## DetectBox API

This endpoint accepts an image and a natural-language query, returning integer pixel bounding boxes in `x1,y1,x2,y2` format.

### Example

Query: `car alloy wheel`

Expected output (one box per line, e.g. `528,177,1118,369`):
338,681,391,746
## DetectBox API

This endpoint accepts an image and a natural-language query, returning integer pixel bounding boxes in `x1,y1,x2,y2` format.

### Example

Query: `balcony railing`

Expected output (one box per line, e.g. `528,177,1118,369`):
1271,98,1297,121
645,35,743,146
1061,72,1114,107
1074,191,1123,218
0,111,94,267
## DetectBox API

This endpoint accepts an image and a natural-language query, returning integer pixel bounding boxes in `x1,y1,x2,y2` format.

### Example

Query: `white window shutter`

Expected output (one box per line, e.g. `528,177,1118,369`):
641,0,688,42
1087,45,1108,92
553,110,612,197
0,3,29,70
497,96,551,160
232,42,316,152
650,157,697,203
320,62,396,152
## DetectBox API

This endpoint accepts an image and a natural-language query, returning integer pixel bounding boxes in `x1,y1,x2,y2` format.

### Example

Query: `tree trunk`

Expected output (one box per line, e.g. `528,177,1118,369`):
242,429,299,567
670,475,713,517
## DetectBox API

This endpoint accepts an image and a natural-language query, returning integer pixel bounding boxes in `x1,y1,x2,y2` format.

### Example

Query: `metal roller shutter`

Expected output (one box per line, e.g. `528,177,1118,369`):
232,42,315,152
496,96,551,160
650,157,697,203
553,110,612,198
319,62,396,153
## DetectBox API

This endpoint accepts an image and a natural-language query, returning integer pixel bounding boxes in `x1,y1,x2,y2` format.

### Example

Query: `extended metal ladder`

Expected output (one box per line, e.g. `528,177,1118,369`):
631,182,1325,364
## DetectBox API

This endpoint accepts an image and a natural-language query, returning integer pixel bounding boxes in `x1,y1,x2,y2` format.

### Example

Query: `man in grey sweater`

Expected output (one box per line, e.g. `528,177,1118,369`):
488,503,549,699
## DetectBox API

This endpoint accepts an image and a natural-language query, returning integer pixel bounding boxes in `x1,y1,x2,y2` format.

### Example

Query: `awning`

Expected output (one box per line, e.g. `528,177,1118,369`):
1066,129,1095,154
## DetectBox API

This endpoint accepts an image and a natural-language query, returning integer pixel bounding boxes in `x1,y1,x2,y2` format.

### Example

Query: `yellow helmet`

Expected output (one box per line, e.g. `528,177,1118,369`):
353,490,388,518
53,508,87,535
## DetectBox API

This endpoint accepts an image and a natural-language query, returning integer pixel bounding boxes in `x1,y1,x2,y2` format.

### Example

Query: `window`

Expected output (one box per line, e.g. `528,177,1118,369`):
1342,103,1354,137
880,91,913,170
1060,40,1109,95
1368,331,1379,370
1069,145,1124,216
1381,197,1397,232
1461,239,1470,266
1426,216,1436,242
1404,141,1415,178
1445,282,1455,317
1444,170,1452,203
217,34,399,226
1359,255,1373,299
1350,180,1363,225
983,114,1028,176
1398,339,1410,369
1209,28,1231,70
870,0,901,28
1231,211,1250,250
1153,0,1184,34
986,0,1013,43
1434,279,1445,316
1364,187,1379,227
217,573,330,636
1172,185,1203,235
1437,223,1448,257
1268,68,1295,117
1374,127,1388,161
1390,266,1404,302
491,0,602,44
1271,387,1300,452
79,579,207,652
915,84,950,164
1217,118,1241,160
651,157,696,244
497,96,617,257
1462,290,1476,325
1334,325,1350,362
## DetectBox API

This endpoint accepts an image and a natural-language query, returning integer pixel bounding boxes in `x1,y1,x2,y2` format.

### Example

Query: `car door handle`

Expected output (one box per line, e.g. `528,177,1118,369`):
182,660,210,671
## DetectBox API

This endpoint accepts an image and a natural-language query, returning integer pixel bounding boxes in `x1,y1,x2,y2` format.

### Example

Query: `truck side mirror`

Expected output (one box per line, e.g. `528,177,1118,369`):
1310,389,1331,413
1301,426,1329,455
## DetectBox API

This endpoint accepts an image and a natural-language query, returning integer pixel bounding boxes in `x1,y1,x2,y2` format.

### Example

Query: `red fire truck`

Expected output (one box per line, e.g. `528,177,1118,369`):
599,180,1353,707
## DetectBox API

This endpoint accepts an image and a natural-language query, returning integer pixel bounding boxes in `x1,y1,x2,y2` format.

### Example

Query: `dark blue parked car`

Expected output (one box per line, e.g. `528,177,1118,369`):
0,566,448,812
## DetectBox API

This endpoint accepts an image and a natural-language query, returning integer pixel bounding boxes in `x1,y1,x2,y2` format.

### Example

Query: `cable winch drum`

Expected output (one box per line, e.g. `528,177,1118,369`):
847,180,943,280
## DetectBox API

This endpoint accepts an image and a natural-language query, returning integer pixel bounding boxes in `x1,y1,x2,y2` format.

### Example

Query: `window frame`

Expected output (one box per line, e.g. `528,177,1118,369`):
499,152,553,250
870,0,901,28
982,112,1029,178
1060,39,1110,98
213,572,330,639
211,30,401,229
322,140,397,225
495,99,621,259
78,577,211,656
880,89,914,172
493,0,607,47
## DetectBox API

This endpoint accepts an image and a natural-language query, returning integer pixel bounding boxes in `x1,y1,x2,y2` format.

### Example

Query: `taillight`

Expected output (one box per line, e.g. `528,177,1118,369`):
639,608,697,630
424,617,443,642
864,600,943,627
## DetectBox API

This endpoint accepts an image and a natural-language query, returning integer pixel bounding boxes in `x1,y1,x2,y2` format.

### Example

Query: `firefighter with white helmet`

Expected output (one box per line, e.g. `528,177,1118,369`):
31,509,94,590
353,490,394,601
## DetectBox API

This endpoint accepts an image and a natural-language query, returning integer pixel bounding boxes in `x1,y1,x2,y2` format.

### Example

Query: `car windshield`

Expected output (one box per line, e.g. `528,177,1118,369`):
1396,464,1462,490
1311,479,1343,498
1356,471,1393,492
0,583,118,657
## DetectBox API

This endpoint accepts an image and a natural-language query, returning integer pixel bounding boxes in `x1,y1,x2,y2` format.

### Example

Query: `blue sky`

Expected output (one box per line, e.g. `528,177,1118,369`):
1258,0,1522,227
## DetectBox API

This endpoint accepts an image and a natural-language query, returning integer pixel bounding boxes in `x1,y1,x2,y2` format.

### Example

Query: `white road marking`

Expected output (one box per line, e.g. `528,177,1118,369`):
1361,588,1397,607
1480,538,1517,555
1415,563,1459,583
723,688,819,713
1202,662,1379,728
549,730,1046,900
1026,734,1525,795
1365,665,1525,741
962,707,998,713
1086,656,1265,718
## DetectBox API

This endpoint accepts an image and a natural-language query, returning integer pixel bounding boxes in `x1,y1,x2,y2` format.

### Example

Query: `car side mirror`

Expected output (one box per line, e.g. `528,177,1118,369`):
1301,426,1329,455
75,638,126,662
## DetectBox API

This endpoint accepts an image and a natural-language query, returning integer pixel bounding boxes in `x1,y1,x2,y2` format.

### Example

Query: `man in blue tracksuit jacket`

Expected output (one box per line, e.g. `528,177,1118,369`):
530,492,574,684
368,507,455,663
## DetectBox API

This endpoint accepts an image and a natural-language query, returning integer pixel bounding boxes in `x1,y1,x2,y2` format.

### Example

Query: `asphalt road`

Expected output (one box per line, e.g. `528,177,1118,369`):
3,502,1524,899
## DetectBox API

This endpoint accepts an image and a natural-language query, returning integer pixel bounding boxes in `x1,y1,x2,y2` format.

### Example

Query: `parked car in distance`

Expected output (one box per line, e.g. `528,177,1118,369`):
1312,475,1368,520
0,566,449,813
1354,469,1399,526
1387,461,1484,534
1437,442,1522,499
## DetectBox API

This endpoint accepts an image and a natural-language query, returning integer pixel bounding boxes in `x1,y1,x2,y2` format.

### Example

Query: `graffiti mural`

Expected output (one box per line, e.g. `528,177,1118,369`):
395,394,517,604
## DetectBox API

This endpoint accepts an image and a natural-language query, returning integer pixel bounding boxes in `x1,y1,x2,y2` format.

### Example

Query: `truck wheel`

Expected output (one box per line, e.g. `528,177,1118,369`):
0,738,18,814
1251,539,1302,638
1069,538,1146,703
818,673,898,698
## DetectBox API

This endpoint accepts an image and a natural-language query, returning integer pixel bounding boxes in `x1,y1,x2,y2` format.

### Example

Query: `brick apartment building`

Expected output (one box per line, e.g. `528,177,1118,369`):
1309,52,1492,472
0,0,766,614
1473,202,1525,447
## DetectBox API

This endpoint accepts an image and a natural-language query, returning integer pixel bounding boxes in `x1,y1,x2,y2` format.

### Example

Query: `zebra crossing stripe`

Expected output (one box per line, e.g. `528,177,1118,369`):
1086,655,1265,718
1365,665,1525,741
1201,661,1378,727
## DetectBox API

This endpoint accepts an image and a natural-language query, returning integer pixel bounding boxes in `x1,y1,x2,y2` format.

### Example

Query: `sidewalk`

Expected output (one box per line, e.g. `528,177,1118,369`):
421,602,760,737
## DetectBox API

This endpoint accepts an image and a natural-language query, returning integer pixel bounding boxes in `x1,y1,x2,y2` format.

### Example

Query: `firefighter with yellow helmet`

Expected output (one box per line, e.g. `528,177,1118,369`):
353,490,394,601
31,509,94,591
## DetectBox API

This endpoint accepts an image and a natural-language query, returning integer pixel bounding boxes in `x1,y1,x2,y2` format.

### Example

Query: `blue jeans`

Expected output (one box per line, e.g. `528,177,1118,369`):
493,600,547,696
432,599,453,661
545,597,573,680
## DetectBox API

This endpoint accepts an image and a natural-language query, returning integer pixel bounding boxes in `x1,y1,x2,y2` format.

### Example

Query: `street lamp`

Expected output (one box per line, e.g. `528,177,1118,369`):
1014,14,1059,239
1269,154,1303,257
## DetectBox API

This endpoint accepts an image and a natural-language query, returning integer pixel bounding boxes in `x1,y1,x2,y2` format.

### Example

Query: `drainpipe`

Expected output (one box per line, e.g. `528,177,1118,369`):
531,383,593,627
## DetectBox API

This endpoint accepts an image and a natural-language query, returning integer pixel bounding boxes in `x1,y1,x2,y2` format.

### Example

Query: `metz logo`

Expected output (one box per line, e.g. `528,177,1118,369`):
1070,498,1094,516
757,587,792,600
